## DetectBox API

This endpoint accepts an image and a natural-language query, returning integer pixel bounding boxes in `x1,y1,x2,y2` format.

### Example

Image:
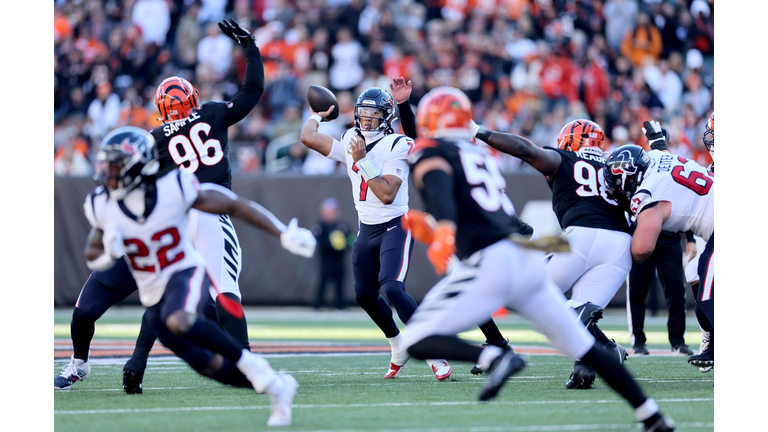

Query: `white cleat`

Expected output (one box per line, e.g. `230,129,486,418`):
54,355,91,390
428,359,452,381
266,373,298,427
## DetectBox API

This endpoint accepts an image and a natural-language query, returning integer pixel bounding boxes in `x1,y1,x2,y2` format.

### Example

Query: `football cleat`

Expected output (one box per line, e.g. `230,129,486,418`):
385,362,404,379
565,362,596,390
632,343,650,356
266,373,299,427
644,416,676,431
671,343,693,356
429,360,452,381
478,350,526,401
122,369,144,394
471,341,513,375
605,339,628,364
54,355,91,390
687,343,713,371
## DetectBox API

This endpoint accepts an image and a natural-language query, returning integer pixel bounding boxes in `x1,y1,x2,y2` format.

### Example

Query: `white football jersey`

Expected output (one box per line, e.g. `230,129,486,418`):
84,170,208,307
630,150,714,241
326,128,413,225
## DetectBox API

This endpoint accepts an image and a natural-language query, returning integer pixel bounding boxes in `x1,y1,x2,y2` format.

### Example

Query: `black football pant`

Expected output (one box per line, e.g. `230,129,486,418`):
315,263,345,310
627,232,687,347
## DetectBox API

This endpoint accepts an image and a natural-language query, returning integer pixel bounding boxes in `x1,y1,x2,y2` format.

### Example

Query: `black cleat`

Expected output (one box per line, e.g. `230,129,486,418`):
687,343,713,370
478,350,526,401
671,343,693,356
565,362,596,389
123,369,144,394
471,341,513,375
632,343,650,356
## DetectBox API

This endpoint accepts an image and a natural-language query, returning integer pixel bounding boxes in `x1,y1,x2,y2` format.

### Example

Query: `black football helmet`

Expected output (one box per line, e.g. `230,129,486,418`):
354,87,396,139
95,126,158,198
603,144,652,201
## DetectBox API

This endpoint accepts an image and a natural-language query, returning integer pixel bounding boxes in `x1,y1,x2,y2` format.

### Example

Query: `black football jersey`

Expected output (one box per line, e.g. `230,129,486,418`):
409,138,525,260
152,102,233,189
545,148,630,234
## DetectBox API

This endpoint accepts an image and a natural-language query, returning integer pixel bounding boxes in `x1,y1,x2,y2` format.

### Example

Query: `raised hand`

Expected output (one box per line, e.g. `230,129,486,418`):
218,19,256,46
389,77,413,104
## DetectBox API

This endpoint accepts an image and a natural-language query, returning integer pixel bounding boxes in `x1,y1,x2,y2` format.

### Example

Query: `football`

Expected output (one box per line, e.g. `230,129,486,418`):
307,85,339,120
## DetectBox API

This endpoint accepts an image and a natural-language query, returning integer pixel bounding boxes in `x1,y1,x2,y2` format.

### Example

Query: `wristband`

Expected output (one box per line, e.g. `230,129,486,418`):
309,114,322,124
356,157,381,182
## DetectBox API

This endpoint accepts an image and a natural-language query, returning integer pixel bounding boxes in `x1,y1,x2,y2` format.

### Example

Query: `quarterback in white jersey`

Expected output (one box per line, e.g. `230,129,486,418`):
82,126,316,426
605,141,714,371
300,80,452,381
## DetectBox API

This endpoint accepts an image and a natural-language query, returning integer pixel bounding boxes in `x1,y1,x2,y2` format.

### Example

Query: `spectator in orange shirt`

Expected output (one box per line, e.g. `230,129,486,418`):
620,12,662,67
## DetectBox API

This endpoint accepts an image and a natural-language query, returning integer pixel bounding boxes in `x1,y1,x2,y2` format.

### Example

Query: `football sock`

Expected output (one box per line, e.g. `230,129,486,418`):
407,335,484,363
71,307,96,361
124,310,158,375
478,319,508,347
216,293,251,351
184,317,243,362
380,280,418,324
387,334,410,365
581,344,648,408
356,294,400,338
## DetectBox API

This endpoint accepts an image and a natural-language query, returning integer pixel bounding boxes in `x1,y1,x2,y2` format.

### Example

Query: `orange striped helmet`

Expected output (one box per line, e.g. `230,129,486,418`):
416,86,473,138
556,119,606,153
155,77,199,122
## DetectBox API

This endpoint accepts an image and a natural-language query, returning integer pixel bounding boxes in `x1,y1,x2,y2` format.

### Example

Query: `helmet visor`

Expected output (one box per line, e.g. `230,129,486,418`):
356,107,384,130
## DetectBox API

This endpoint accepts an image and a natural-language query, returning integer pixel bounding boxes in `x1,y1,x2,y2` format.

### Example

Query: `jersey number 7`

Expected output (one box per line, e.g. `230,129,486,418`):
351,162,369,201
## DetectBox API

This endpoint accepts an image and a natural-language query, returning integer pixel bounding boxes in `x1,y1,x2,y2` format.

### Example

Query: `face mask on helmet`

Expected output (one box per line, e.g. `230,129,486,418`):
95,127,158,198
354,88,395,140
703,112,714,155
603,145,650,200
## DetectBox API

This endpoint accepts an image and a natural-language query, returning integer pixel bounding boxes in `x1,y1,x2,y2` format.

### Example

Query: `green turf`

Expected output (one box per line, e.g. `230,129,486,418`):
54,307,714,431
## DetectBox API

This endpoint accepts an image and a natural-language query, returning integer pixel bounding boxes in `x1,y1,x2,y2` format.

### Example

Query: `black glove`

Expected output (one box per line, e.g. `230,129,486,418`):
642,120,668,151
218,19,256,46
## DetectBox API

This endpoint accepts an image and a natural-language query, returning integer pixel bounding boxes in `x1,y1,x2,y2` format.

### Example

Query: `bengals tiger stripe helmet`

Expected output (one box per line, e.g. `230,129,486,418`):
703,111,714,151
556,119,606,154
155,77,199,122
416,86,473,139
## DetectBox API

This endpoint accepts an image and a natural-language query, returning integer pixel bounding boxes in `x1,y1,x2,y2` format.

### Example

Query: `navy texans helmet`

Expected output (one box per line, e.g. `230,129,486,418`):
354,87,396,139
95,126,159,198
603,144,651,200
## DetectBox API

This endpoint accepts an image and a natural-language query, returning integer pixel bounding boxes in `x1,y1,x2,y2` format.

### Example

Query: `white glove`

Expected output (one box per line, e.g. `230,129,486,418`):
469,119,480,138
280,218,317,258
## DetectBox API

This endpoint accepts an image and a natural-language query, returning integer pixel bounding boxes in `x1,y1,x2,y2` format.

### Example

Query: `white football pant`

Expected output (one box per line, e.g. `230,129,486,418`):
187,208,243,300
547,226,632,309
401,239,595,361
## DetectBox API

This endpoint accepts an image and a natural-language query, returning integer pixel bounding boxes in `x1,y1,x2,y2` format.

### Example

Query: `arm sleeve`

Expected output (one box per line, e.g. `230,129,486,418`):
419,169,458,223
685,230,695,243
225,39,265,126
397,102,417,139
326,134,347,163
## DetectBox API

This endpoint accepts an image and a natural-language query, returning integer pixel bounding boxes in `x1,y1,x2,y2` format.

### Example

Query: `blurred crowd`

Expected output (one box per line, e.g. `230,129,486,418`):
54,0,714,177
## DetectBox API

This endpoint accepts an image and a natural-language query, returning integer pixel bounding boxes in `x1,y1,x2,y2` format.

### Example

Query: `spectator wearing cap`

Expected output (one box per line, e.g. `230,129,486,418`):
311,199,353,311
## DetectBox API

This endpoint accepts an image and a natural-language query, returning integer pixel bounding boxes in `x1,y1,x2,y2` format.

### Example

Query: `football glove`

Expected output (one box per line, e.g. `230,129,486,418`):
218,19,256,46
280,218,317,258
642,120,668,151
427,225,456,276
401,210,438,245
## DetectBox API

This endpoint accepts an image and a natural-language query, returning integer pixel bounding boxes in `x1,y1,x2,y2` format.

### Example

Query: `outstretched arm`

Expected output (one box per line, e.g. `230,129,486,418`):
472,121,562,177
221,20,266,126
192,187,316,257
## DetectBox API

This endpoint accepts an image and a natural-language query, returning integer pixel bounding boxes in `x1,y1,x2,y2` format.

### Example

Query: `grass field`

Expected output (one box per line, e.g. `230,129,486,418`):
54,307,714,431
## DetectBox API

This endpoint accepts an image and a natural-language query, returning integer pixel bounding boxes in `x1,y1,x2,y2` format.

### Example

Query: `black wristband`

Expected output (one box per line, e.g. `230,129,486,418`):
650,141,668,151
476,127,492,143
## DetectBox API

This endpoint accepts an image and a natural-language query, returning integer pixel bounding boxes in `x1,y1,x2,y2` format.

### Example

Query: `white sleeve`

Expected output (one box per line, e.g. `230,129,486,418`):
83,190,104,229
382,137,412,179
326,136,347,163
